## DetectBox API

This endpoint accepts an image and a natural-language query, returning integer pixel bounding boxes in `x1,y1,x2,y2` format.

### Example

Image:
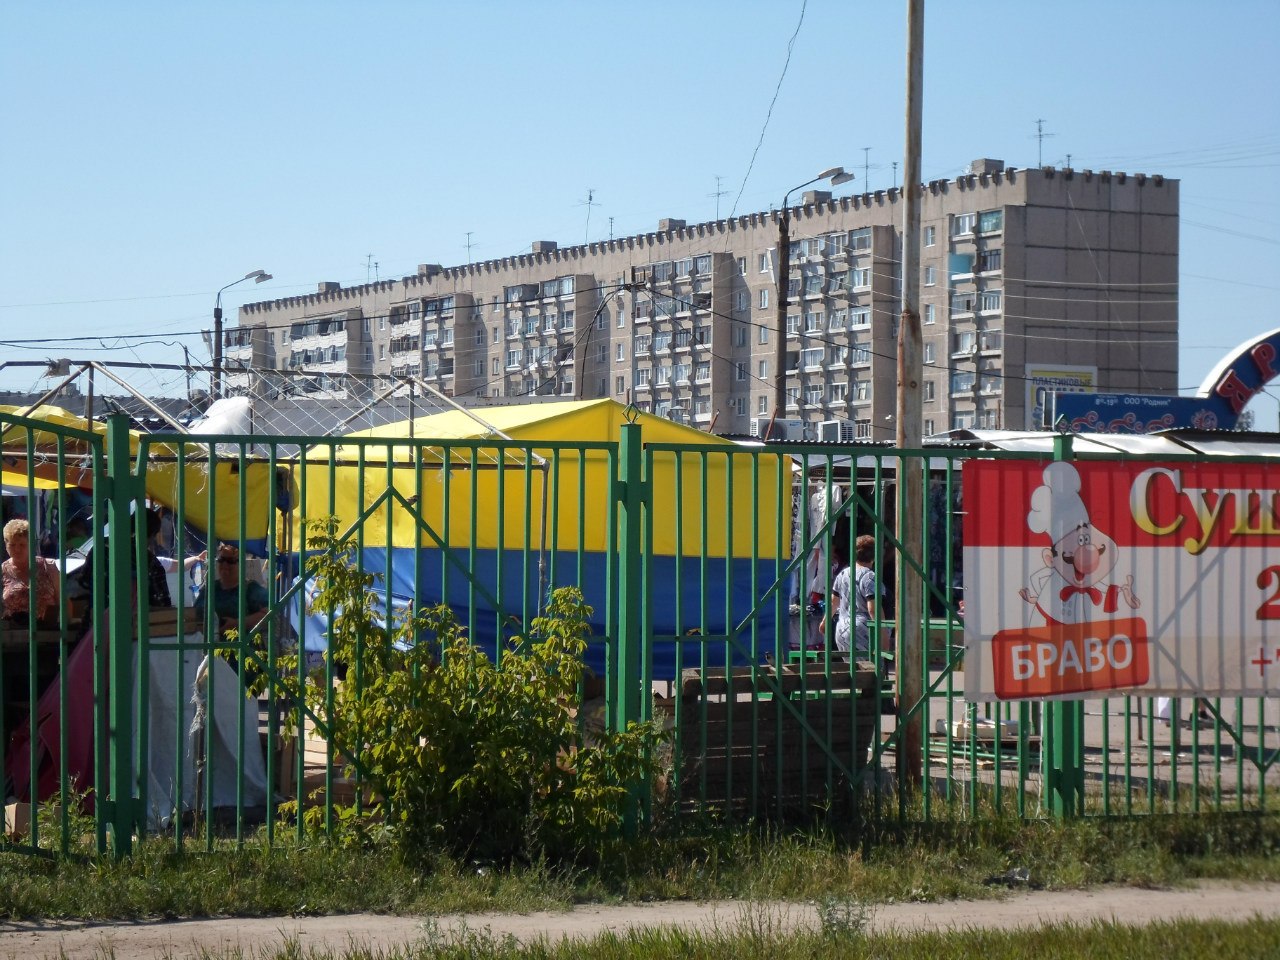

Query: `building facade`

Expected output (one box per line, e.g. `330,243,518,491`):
231,160,1178,436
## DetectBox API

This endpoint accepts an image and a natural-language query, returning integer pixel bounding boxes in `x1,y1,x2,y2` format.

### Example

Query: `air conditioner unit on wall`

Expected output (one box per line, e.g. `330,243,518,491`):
819,420,857,443
749,417,808,441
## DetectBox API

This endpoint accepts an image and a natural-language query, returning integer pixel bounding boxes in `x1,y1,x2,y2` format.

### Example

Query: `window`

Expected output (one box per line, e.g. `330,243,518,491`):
544,314,556,332
924,225,936,247
803,272,824,295
636,367,651,387
950,252,976,277
695,255,711,275
951,371,976,393
829,309,847,331
805,384,824,405
492,357,500,375
801,348,824,369
736,362,747,382
674,362,691,383
951,292,976,315
786,314,800,335
828,270,849,294
830,382,849,402
980,329,1003,352
492,326,499,344
657,365,671,385
981,375,1002,395
379,345,385,359
758,359,768,378
616,376,625,394
653,331,671,352
978,209,1003,234
506,349,520,368
635,334,651,355
595,312,606,330
733,326,747,347
924,342,935,364
736,291,749,311
953,330,976,355
804,311,823,333
924,418,935,436
851,308,870,328
759,288,770,309
737,257,747,275
952,212,976,237
978,248,1002,272
524,317,538,335
613,342,624,363
695,361,710,382
924,265,937,286
473,358,484,376
855,419,871,440
849,227,871,251
759,252,771,273
475,327,485,346
676,258,694,278
787,277,801,298
827,232,847,255
786,387,799,409
758,325,769,344
855,380,871,401
952,411,976,430
979,289,1002,313
924,303,936,324
851,345,871,365
596,344,608,363
757,395,769,414
652,261,673,282
562,310,575,329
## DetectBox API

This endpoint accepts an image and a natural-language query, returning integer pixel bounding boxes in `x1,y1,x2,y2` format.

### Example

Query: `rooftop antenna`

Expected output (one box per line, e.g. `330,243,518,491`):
365,254,375,284
892,160,899,190
578,189,598,243
708,175,729,219
863,147,872,190
465,231,476,267
1033,118,1056,168
608,216,614,241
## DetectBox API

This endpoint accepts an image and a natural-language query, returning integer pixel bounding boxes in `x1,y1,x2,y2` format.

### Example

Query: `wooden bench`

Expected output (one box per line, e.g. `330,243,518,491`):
664,662,880,815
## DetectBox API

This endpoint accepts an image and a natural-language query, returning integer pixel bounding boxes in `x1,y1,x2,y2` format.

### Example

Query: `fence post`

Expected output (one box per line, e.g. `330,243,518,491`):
1045,431,1085,816
615,419,646,832
615,420,644,734
105,413,138,856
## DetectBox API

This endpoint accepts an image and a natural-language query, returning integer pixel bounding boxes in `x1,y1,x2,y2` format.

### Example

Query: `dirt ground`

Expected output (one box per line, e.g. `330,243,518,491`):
2,881,1279,959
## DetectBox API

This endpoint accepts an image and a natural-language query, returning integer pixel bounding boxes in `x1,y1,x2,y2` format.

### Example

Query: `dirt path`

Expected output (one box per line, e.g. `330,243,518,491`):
3,881,1278,959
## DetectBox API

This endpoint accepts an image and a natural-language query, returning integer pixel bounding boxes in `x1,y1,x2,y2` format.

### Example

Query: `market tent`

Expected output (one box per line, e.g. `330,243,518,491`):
290,399,792,675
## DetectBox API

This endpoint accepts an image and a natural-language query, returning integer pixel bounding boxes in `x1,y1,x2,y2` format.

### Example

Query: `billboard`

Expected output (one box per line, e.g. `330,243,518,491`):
1025,365,1096,429
1052,393,1224,433
963,459,1280,702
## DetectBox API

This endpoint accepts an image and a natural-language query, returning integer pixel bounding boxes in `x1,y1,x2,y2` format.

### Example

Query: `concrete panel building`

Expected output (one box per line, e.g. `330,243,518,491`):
229,160,1178,436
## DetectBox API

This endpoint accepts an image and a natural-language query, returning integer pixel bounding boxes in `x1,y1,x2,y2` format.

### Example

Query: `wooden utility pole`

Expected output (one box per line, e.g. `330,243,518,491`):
896,0,925,789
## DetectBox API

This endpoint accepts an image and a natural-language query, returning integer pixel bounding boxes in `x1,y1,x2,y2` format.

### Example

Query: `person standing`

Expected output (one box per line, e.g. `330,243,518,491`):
1,519,61,626
831,535,879,657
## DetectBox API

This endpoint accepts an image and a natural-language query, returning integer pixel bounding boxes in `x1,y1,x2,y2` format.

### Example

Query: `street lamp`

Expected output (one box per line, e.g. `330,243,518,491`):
212,269,272,400
772,168,855,431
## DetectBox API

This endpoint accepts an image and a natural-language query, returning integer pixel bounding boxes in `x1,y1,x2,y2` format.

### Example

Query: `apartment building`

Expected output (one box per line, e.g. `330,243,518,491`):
229,159,1178,436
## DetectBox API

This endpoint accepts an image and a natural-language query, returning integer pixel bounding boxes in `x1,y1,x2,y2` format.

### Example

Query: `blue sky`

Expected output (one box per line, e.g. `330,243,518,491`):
2,0,1277,411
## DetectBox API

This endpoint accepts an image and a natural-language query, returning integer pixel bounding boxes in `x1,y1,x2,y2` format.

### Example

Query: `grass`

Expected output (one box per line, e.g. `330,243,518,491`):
153,915,1280,959
1,811,1279,921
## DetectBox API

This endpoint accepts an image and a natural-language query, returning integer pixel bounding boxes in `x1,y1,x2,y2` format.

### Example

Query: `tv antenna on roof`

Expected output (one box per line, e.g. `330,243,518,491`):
1033,119,1056,168
578,189,598,243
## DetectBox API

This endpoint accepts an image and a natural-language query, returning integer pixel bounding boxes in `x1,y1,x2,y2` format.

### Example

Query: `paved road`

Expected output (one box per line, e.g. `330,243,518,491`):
3,881,1278,959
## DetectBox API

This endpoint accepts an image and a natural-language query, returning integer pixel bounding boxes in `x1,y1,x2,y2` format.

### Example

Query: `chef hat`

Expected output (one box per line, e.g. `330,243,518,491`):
1027,462,1089,544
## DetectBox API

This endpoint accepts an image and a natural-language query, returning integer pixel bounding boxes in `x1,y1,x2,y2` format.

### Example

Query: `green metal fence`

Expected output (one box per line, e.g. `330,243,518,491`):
1,407,1277,859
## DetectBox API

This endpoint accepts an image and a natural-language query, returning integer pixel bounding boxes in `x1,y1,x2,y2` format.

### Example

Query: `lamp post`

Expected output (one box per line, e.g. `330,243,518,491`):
212,269,272,400
772,168,855,432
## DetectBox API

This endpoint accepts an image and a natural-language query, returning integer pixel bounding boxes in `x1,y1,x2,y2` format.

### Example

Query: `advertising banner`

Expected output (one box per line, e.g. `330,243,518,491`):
963,459,1280,702
1051,393,1225,434
1025,365,1096,429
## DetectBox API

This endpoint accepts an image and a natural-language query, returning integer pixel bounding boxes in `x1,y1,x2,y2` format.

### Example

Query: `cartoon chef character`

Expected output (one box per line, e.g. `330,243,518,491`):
1018,462,1140,625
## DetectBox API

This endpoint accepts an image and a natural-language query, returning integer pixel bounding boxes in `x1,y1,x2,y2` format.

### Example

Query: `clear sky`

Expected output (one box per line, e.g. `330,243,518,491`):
2,0,1277,413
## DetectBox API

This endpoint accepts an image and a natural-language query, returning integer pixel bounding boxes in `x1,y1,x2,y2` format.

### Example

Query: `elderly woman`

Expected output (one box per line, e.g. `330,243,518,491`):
2,518,61,626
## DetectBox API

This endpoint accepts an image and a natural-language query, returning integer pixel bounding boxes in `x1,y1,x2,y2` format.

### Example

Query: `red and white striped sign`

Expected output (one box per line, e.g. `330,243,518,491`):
963,460,1280,701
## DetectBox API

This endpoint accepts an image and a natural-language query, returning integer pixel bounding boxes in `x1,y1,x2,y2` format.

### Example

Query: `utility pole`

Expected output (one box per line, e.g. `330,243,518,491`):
896,0,925,790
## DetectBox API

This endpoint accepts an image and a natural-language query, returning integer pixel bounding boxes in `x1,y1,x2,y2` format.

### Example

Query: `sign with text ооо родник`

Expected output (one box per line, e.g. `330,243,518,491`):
962,460,1280,702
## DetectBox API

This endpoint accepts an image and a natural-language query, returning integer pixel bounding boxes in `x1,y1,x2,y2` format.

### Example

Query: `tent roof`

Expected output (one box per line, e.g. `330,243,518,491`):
341,398,734,447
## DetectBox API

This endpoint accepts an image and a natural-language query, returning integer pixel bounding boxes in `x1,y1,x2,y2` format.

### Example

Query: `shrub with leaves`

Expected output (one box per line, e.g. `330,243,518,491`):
286,518,665,864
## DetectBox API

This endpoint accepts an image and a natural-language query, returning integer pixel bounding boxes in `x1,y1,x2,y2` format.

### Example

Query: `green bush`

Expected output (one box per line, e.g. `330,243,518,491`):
285,518,665,865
